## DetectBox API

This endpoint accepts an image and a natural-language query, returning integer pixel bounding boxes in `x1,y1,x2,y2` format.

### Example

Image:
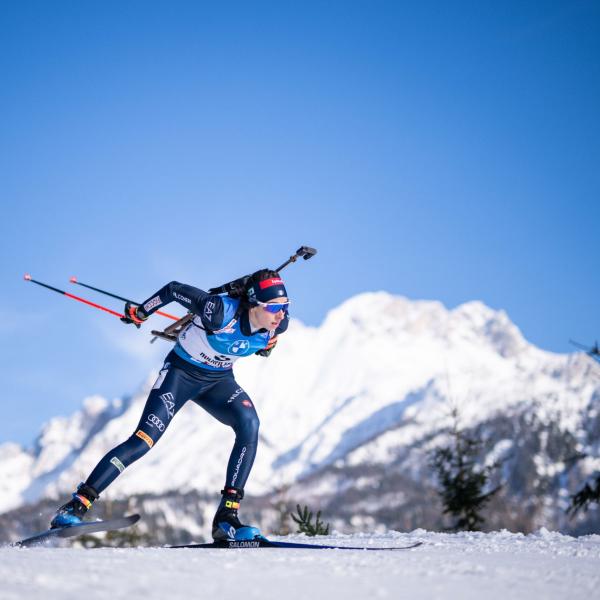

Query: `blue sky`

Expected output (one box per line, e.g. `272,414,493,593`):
1,1,599,445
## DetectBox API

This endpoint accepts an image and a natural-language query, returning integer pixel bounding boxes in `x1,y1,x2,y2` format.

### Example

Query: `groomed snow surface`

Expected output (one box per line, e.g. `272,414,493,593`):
2,530,599,600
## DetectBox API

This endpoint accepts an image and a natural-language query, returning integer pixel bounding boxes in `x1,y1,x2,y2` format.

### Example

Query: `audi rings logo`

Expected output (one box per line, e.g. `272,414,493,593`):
146,413,166,432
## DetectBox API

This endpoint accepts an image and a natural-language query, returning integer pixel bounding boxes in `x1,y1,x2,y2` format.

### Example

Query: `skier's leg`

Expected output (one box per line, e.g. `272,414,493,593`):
194,378,260,491
50,360,195,527
85,362,193,492
193,378,261,540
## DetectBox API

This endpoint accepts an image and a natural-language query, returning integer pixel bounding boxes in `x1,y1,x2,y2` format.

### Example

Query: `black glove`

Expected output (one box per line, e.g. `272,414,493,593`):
256,335,277,357
120,302,148,328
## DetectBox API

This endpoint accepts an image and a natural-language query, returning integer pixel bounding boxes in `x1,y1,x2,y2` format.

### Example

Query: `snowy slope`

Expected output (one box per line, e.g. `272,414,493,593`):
1,292,598,517
2,530,600,600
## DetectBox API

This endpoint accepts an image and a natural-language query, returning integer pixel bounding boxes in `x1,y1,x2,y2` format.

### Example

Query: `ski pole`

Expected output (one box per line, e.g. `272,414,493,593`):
24,274,125,319
69,277,178,321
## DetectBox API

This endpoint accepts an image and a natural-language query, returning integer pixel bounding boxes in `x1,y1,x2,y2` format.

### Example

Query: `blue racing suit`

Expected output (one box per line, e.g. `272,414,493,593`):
84,282,288,495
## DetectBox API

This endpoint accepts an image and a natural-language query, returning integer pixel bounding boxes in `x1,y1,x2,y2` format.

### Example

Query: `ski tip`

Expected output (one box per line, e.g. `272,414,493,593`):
24,273,32,281
69,276,78,283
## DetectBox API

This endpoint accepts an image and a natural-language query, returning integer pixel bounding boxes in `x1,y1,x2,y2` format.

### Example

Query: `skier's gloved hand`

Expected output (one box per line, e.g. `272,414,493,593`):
256,335,277,357
120,302,148,328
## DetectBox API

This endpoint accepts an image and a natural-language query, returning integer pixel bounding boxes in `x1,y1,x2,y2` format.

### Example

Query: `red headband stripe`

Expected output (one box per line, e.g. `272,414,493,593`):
259,278,284,290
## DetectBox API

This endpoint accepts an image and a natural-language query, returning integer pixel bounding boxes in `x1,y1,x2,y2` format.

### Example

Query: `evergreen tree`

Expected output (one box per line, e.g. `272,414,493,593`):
567,474,600,517
291,504,330,536
430,409,501,531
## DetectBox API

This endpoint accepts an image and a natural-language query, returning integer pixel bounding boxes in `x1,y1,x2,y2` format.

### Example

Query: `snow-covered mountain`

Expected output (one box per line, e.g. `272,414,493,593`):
2,292,599,535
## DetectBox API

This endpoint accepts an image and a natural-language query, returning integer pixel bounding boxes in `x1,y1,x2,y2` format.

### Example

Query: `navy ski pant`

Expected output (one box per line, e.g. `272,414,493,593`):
85,351,259,495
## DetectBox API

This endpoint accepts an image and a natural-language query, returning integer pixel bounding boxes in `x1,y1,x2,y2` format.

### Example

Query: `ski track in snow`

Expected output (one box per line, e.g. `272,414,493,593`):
1,530,599,600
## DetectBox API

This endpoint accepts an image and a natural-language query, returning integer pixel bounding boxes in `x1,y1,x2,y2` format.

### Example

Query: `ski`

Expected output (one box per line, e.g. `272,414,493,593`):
168,537,423,551
13,514,141,547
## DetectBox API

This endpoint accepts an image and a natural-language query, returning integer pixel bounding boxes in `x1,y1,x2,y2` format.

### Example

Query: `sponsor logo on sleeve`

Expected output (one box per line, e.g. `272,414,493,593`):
230,446,247,486
135,430,154,448
146,413,166,432
173,292,191,304
227,388,244,403
143,296,162,312
204,300,215,319
160,392,175,418
110,456,126,473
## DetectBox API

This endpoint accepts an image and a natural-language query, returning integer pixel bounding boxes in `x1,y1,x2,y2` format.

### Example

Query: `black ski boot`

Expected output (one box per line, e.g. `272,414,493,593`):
50,483,99,529
212,487,261,541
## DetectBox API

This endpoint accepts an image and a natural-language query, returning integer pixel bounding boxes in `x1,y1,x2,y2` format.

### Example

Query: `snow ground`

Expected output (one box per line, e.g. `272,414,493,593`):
1,530,599,600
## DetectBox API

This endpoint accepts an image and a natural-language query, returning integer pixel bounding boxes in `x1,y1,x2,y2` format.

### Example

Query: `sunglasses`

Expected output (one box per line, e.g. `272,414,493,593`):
257,301,290,314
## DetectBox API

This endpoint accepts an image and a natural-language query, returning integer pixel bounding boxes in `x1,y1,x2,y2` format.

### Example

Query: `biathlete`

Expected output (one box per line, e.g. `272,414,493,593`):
50,269,289,541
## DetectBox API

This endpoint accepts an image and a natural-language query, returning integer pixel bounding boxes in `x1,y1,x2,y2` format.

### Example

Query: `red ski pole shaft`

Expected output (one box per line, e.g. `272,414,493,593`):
69,277,178,321
24,274,125,319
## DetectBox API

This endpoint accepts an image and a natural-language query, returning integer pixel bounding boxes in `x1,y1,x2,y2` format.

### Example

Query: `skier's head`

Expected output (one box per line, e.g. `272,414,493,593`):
246,269,289,330
246,269,288,305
